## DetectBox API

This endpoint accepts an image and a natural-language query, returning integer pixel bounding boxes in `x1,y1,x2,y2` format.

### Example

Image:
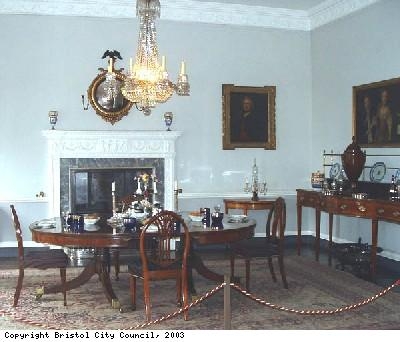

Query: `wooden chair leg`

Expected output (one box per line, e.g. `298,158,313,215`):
176,274,182,307
182,274,189,321
129,276,137,310
268,256,277,282
13,267,24,307
60,268,67,306
245,258,250,292
143,278,151,322
278,256,288,289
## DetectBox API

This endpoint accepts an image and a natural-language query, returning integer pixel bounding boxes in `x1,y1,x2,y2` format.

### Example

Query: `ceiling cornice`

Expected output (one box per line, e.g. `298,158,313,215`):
0,0,381,31
308,0,380,30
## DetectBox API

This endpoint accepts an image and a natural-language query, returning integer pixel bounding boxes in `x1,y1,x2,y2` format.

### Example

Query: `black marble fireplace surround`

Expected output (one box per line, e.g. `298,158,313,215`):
60,158,164,216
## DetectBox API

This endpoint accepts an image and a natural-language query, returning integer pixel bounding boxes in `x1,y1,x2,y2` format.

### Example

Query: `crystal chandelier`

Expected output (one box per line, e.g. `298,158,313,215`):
121,0,190,116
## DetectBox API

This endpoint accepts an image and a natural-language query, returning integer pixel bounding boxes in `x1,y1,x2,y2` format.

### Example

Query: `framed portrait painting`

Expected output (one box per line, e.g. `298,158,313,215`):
222,84,276,150
353,76,400,147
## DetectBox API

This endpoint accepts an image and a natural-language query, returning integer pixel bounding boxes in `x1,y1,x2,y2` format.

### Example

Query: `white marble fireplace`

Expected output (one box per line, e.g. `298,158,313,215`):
42,130,181,217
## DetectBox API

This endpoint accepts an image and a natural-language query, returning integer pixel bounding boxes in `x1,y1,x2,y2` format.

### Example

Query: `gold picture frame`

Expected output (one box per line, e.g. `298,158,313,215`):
87,69,133,125
353,76,400,147
222,84,276,150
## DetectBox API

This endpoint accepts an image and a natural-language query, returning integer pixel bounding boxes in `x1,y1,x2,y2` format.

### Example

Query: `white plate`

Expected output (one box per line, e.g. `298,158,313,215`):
37,220,56,229
395,169,400,182
84,224,100,232
84,218,99,225
329,163,341,179
370,162,386,182
189,215,202,222
228,215,248,223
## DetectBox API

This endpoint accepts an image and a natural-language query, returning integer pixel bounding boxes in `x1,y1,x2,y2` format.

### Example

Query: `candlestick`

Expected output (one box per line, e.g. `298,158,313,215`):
111,181,115,192
161,56,166,72
174,180,178,191
136,177,142,195
153,179,157,194
112,191,116,216
174,187,182,212
180,61,186,75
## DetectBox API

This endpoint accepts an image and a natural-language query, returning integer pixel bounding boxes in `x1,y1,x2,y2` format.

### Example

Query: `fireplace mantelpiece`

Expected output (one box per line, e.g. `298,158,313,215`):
42,130,181,217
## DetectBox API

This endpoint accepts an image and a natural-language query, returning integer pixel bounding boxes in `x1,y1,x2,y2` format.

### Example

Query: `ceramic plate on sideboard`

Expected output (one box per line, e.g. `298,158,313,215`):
370,162,386,182
395,169,400,182
329,163,341,179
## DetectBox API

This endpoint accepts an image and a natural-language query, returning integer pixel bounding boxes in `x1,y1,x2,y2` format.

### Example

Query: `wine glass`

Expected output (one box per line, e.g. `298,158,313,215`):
164,112,173,131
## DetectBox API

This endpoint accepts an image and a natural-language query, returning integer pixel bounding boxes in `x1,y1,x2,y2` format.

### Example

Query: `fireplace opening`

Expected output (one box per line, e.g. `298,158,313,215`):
70,167,155,216
60,157,165,217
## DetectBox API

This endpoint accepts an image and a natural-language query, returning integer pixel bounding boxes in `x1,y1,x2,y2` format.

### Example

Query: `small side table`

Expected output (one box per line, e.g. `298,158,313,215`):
223,198,275,215
223,198,276,240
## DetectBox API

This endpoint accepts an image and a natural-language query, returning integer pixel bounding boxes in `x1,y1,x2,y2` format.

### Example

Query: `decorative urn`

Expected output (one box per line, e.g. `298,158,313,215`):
341,136,366,191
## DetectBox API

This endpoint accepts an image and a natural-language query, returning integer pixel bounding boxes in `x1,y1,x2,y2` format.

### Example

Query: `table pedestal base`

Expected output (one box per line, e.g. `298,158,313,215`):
39,249,121,309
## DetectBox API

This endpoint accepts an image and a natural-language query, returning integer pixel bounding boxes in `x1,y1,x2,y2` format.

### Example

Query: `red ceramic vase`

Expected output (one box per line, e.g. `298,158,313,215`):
341,137,366,189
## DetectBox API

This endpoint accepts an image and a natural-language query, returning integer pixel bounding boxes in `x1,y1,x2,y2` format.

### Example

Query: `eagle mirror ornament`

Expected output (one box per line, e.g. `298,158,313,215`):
87,50,133,124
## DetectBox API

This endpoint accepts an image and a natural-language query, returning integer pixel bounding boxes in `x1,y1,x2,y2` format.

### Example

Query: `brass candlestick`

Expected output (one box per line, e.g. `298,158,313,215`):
174,188,182,212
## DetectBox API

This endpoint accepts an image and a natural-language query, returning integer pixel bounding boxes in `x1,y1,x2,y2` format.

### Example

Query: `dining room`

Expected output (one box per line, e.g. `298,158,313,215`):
1,0,400,334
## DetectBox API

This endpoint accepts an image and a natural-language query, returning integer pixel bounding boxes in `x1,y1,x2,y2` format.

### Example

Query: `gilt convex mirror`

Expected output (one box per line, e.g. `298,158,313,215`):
87,50,133,125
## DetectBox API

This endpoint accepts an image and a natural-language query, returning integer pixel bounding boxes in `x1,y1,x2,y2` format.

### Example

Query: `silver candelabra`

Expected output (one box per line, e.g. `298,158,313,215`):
244,159,267,201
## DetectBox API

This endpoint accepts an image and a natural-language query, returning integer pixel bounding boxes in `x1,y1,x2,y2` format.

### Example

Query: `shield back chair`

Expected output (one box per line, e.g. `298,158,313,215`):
230,197,288,292
127,210,190,322
10,204,69,307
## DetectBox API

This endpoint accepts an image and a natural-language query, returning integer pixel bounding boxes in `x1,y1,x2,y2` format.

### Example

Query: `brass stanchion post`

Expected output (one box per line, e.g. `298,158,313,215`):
224,274,231,330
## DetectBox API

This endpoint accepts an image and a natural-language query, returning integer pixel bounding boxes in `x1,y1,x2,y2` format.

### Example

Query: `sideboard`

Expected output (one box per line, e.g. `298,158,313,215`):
296,188,400,279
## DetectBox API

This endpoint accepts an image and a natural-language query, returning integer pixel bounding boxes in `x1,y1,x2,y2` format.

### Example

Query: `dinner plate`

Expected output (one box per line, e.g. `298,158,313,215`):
395,169,400,182
189,215,202,222
228,215,248,223
329,163,341,179
37,220,56,229
370,162,386,182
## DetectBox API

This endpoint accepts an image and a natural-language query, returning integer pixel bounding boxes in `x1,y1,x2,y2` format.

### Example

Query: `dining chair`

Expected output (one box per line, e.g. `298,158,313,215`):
127,210,190,322
10,204,69,307
230,197,288,292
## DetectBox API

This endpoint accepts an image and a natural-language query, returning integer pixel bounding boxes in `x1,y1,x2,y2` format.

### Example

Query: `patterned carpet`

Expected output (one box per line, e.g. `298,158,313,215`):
0,255,399,330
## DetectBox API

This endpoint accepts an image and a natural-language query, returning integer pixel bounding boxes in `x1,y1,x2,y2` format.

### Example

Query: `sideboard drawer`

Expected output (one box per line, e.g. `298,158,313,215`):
375,202,400,223
297,190,322,208
326,197,376,218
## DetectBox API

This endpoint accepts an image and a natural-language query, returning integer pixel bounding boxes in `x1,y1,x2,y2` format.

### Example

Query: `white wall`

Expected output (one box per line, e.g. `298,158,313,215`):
0,13,311,243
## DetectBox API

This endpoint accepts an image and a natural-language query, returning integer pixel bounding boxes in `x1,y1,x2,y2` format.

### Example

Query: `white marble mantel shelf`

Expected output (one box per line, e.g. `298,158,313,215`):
42,130,182,216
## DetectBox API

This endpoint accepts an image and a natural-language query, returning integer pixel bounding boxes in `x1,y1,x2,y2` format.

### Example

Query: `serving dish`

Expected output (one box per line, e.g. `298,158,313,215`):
84,217,99,225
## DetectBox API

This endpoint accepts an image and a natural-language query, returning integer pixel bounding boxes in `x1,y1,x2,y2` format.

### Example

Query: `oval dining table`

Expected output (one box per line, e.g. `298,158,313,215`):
29,215,256,308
